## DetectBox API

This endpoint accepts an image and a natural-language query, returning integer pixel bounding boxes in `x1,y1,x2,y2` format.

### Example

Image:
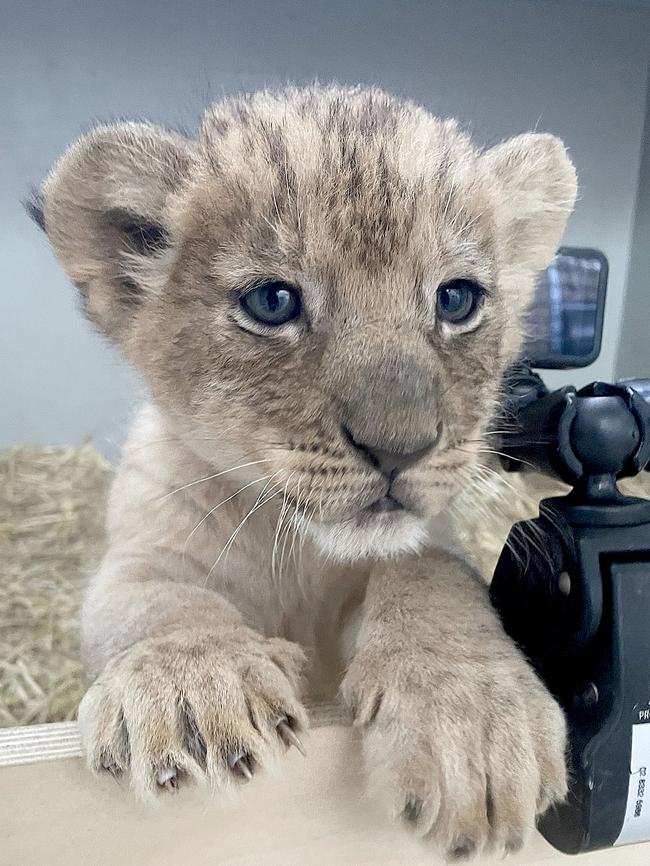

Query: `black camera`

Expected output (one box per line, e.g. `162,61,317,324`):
489,250,650,853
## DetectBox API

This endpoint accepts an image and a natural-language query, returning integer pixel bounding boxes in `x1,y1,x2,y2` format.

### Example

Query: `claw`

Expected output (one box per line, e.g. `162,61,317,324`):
156,765,178,792
403,799,423,823
99,748,122,777
276,718,306,756
227,749,254,781
448,836,476,861
233,757,254,781
101,760,122,785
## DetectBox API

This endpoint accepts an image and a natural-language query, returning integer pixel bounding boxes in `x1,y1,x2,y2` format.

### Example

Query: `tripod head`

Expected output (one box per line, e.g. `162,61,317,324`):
496,366,650,488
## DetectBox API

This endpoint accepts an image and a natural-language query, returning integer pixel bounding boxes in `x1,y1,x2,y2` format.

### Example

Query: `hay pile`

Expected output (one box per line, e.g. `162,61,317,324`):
1,444,649,729
0,446,111,727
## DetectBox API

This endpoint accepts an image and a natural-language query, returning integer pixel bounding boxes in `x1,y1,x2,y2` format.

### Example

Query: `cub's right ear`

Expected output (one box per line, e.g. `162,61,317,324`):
38,123,196,341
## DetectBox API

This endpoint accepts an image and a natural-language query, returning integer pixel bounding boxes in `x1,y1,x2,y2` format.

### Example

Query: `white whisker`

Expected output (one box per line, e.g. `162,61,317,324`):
208,484,285,576
186,475,271,574
271,473,295,585
161,459,272,501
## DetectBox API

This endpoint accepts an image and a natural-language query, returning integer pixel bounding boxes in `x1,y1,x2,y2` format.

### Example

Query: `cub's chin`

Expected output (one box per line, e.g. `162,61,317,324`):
306,507,430,562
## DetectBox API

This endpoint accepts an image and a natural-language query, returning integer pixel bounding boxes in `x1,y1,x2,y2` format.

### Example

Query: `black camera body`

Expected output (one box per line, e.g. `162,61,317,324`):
491,373,650,853
488,251,650,853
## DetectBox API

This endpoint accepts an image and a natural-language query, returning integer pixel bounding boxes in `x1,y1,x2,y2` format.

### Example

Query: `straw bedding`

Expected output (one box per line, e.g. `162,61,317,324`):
0,447,110,727
1,444,648,728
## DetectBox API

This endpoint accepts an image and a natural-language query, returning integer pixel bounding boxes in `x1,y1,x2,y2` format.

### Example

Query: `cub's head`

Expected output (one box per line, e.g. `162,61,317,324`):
37,86,576,560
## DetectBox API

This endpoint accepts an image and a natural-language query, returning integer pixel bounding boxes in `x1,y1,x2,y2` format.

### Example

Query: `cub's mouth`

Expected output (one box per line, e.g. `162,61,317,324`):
366,493,404,514
306,503,429,561
299,482,430,562
360,483,422,521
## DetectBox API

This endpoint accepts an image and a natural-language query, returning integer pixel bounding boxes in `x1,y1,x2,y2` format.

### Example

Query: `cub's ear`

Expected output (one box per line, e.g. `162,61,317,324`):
482,133,577,272
38,122,196,340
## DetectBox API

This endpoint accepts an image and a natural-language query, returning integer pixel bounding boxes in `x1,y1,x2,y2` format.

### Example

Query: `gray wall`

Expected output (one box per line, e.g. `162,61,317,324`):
616,67,650,380
2,0,650,455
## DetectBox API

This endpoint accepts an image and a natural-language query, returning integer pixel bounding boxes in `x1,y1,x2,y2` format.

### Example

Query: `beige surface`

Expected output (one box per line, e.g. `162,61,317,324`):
2,724,650,866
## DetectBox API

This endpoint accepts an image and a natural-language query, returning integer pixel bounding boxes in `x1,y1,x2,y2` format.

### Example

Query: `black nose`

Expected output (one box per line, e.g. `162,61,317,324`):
343,426,438,476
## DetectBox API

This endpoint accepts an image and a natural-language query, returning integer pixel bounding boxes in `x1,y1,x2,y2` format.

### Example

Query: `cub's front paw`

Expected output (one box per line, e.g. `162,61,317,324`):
78,626,307,798
342,644,567,860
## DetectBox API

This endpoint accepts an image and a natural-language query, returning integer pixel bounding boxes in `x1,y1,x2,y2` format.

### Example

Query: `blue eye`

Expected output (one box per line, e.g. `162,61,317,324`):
436,279,483,324
240,281,301,326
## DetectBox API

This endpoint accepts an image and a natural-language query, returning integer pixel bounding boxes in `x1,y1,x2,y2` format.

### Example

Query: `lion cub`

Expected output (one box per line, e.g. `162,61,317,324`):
36,85,576,859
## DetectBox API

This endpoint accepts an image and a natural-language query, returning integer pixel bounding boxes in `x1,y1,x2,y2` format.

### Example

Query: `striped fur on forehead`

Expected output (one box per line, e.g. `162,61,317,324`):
198,86,492,273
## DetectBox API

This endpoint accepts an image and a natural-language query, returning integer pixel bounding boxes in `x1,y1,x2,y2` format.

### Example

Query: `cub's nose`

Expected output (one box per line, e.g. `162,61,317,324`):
342,425,438,477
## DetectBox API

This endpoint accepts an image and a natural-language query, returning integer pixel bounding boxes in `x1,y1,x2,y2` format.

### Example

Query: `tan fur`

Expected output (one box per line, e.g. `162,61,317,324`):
40,85,576,858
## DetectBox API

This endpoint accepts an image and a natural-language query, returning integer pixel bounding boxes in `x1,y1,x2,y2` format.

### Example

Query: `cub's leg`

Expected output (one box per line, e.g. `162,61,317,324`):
78,427,307,799
341,550,567,859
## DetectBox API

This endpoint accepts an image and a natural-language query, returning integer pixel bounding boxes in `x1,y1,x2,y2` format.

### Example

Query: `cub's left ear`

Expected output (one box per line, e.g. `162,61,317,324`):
482,133,577,271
